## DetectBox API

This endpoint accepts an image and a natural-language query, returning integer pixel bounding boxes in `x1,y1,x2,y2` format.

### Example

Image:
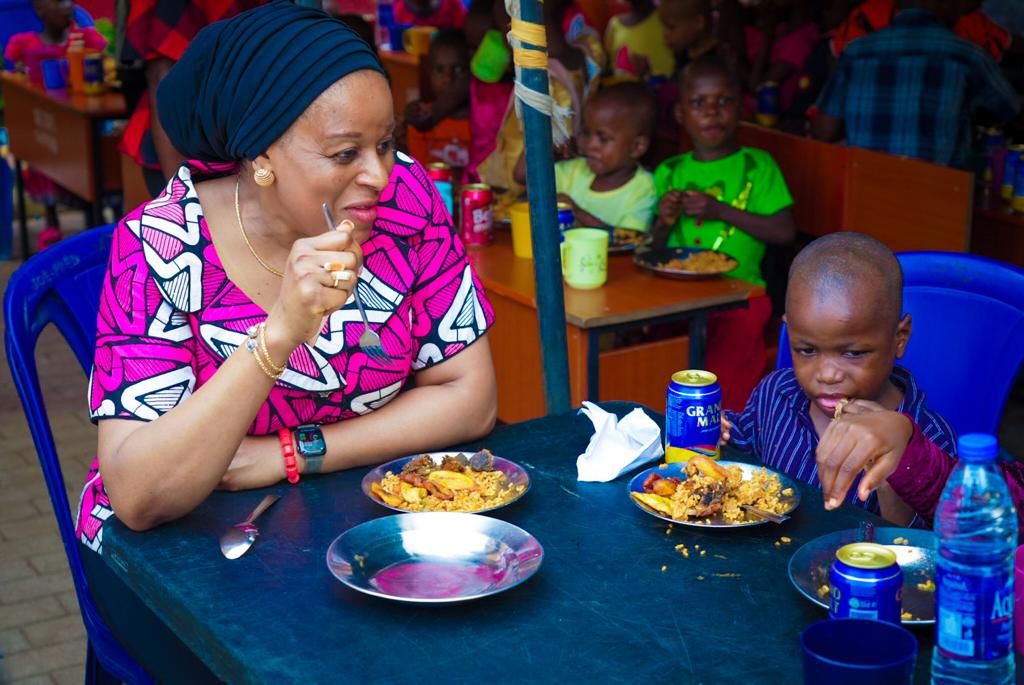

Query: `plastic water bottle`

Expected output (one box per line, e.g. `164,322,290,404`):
932,434,1018,684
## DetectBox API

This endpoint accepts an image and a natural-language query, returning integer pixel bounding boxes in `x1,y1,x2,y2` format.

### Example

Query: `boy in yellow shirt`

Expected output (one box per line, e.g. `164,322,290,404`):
516,81,657,230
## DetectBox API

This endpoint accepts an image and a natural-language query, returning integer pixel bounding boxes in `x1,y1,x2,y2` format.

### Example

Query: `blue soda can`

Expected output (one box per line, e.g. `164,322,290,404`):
1001,147,1020,200
556,202,575,242
82,53,104,93
983,127,1006,155
1014,156,1024,213
829,543,903,624
665,370,721,463
755,82,779,128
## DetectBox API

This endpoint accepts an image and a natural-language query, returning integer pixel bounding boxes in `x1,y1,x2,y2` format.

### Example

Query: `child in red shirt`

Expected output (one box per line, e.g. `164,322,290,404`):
4,0,108,250
4,0,106,68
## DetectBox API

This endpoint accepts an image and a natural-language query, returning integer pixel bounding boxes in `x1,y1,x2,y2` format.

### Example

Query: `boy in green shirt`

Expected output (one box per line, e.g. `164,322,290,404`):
653,55,795,408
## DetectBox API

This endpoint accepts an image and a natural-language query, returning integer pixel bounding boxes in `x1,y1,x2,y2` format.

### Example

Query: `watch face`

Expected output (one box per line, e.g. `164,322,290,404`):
296,425,326,457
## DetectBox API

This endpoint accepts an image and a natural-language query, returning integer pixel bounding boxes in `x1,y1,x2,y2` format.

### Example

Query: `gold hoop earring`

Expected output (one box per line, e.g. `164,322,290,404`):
254,168,275,187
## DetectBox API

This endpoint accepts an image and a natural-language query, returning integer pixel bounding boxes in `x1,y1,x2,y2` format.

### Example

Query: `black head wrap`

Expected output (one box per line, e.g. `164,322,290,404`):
157,1,386,163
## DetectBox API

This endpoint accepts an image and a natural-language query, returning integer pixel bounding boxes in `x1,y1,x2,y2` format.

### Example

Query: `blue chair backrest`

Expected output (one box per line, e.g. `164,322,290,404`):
776,252,1024,437
3,225,152,684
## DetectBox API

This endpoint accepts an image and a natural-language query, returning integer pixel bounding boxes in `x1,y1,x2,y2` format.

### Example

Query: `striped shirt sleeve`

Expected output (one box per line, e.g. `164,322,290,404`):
724,376,768,456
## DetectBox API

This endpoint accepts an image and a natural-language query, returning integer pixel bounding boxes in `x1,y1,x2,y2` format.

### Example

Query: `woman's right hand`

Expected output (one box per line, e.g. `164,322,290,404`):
265,228,364,353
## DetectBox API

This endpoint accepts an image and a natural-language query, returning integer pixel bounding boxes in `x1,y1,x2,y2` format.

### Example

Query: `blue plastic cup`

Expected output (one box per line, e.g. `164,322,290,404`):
41,59,68,89
388,23,412,52
801,619,918,685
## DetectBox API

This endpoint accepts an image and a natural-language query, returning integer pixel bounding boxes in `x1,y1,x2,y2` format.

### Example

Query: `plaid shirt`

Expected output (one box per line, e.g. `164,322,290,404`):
118,0,268,170
817,9,1020,168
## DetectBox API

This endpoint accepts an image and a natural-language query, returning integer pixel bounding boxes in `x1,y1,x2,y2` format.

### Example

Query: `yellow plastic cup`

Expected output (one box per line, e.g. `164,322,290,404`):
561,228,608,289
510,201,533,259
403,26,437,56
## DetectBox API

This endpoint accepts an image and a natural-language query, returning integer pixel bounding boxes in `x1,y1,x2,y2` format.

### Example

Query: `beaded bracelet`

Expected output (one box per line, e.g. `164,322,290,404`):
278,429,300,484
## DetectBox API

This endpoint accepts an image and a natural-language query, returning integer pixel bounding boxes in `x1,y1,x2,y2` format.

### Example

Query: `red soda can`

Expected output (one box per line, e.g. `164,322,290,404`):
460,184,494,246
426,162,453,184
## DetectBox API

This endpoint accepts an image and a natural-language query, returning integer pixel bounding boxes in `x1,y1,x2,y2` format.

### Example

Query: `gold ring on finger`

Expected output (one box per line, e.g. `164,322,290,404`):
331,269,354,288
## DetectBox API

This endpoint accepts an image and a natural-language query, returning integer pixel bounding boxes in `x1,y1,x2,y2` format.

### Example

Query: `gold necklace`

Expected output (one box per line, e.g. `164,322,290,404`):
235,176,284,278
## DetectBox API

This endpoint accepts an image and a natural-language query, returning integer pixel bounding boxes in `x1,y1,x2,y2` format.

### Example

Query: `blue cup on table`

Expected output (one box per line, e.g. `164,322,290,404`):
41,59,68,89
388,24,412,52
801,619,917,685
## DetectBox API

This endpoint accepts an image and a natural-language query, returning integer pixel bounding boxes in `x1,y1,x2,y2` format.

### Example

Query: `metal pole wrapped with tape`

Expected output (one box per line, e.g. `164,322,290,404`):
507,0,571,415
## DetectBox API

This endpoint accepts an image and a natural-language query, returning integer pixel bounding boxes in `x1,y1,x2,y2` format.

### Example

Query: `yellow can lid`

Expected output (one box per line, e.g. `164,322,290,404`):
836,542,897,569
671,370,718,387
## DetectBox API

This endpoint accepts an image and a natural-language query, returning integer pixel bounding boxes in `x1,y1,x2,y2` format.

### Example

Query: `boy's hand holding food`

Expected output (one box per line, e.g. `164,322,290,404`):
816,400,914,510
681,190,725,220
721,415,732,444
658,190,686,227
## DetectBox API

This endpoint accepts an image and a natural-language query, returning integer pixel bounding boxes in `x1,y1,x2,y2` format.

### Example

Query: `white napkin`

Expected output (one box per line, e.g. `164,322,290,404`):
576,402,664,482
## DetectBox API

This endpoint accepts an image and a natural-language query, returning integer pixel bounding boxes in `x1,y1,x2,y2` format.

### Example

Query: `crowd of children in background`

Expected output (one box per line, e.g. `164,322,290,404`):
7,0,1019,407
387,0,1021,414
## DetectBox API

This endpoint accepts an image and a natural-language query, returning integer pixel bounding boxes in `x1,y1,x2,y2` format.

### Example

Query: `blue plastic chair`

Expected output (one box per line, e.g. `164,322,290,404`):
776,252,1024,437
3,225,153,685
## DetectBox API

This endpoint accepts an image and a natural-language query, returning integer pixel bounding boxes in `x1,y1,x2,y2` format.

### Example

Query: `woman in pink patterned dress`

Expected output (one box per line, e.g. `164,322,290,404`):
78,2,497,555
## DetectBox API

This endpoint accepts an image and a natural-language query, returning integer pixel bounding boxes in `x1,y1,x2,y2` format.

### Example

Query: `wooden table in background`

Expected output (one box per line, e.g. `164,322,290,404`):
972,200,1024,268
379,50,422,115
468,232,765,423
1,72,126,257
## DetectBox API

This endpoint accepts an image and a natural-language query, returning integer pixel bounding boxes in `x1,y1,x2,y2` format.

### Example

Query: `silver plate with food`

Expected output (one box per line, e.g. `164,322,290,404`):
608,228,650,255
633,247,738,280
627,460,801,528
362,451,530,514
788,527,936,625
326,513,544,604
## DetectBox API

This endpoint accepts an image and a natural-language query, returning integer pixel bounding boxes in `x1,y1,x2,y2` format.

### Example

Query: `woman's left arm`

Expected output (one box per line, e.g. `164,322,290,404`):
219,335,497,490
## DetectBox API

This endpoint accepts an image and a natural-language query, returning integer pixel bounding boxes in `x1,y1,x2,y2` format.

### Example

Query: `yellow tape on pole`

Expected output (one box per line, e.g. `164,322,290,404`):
510,17,546,48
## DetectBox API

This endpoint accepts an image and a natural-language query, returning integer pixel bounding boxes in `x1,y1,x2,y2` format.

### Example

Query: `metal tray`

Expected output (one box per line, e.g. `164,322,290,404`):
326,513,543,603
788,527,936,625
633,247,737,280
627,461,801,528
362,452,530,514
608,228,650,255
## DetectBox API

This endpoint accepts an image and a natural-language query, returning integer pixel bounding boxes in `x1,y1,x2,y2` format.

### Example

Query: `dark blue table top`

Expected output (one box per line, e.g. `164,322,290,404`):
102,402,935,684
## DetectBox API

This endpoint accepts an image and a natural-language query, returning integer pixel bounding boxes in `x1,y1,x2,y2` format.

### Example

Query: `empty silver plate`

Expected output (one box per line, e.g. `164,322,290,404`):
326,513,544,604
788,527,936,625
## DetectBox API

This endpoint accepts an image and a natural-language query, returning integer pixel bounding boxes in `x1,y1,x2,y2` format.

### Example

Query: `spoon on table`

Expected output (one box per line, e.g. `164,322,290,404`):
740,504,789,524
219,494,280,560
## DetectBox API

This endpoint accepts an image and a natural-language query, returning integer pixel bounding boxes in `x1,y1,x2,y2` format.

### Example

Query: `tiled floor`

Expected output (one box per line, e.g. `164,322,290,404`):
1,215,1023,685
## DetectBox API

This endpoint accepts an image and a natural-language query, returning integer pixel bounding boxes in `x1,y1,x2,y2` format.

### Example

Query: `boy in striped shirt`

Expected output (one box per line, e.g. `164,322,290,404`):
722,232,956,525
